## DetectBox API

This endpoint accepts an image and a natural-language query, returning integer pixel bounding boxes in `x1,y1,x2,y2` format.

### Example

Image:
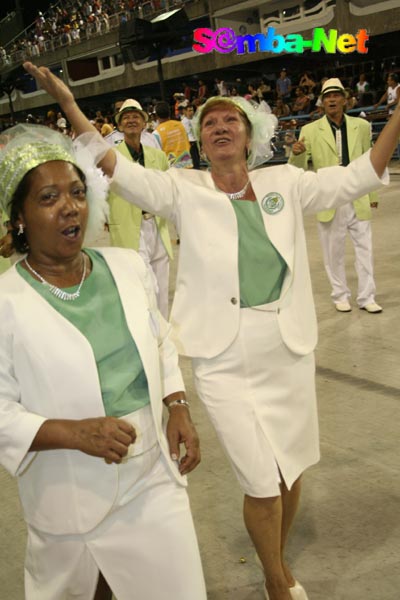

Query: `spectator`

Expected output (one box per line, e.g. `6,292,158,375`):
355,73,370,104
56,111,67,129
374,73,400,116
298,72,317,98
181,103,201,169
276,68,292,102
193,79,208,107
215,77,229,97
345,88,358,111
273,98,290,118
153,101,192,168
182,81,194,102
257,77,272,101
291,86,310,115
244,83,259,102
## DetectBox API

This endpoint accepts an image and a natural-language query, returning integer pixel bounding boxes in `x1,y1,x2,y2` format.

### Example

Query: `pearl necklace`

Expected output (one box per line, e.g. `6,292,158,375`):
24,253,87,301
217,179,251,201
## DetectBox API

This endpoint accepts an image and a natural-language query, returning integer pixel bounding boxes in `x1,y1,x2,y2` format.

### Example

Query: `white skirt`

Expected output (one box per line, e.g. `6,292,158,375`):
193,304,320,497
24,406,206,600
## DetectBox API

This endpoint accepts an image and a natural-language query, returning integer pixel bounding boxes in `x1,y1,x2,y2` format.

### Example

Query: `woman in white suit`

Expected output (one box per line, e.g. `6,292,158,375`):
0,124,206,600
23,61,400,600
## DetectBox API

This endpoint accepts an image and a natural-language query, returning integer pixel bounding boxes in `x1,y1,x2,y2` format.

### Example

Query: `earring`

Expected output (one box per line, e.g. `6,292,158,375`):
17,223,24,236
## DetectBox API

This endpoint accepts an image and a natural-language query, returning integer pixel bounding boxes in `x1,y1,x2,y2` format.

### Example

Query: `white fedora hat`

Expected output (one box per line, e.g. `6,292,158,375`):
321,78,345,97
115,99,148,124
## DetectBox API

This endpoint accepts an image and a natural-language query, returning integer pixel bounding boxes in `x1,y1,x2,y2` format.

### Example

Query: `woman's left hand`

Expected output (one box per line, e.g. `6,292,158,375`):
166,408,201,475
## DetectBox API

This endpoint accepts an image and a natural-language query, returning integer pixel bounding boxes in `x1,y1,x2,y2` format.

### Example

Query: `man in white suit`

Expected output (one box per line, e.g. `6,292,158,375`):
289,78,382,313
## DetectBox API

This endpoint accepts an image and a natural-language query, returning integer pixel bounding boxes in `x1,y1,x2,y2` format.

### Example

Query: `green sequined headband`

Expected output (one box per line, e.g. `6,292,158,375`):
0,141,77,214
0,123,110,243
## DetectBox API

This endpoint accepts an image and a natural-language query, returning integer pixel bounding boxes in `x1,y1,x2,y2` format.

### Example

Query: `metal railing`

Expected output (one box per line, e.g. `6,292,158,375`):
0,1,193,71
262,0,336,29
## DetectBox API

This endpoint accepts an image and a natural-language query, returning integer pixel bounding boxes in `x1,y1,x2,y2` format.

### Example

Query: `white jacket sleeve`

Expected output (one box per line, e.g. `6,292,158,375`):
0,327,47,476
110,152,180,223
140,262,185,398
299,150,389,216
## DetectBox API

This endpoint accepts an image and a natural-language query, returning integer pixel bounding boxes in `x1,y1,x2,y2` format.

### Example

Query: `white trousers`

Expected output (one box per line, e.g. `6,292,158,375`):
139,218,170,318
24,407,206,600
317,203,376,307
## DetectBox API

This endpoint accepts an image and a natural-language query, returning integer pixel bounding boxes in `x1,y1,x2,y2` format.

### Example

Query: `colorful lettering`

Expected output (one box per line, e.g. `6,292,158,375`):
311,28,337,54
192,27,369,56
337,34,356,54
192,28,215,54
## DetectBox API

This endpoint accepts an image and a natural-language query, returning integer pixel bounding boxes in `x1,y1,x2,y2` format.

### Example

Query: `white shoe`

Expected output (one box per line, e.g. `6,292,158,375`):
335,301,352,312
256,556,308,600
289,580,309,600
360,302,383,313
263,580,308,600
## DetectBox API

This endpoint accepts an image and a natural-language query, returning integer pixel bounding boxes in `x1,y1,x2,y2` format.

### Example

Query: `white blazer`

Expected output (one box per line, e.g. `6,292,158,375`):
0,247,185,535
110,151,387,358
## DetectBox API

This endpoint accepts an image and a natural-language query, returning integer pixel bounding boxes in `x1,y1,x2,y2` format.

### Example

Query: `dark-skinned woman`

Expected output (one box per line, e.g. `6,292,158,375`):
23,60,400,600
0,123,206,600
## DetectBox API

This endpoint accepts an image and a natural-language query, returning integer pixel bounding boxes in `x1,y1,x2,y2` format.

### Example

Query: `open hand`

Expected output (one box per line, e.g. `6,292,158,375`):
23,61,74,108
166,408,201,476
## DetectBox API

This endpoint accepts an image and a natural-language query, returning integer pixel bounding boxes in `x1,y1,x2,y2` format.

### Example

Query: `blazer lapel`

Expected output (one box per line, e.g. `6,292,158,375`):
318,116,337,155
345,115,358,160
251,171,295,273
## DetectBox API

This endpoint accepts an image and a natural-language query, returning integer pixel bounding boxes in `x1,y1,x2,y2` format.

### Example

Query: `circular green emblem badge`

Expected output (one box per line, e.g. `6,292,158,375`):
261,193,284,215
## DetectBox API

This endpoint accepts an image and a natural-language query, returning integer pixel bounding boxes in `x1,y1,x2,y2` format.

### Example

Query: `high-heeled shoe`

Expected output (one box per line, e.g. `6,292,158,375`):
289,580,309,600
263,580,308,600
256,555,308,600
264,581,308,600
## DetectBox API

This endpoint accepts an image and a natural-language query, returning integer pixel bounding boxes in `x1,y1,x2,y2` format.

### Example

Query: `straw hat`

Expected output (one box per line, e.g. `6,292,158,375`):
115,99,148,125
320,78,345,97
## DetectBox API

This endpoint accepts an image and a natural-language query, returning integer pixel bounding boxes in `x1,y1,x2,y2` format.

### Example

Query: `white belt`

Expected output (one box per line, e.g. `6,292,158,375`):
119,404,158,460
245,299,280,313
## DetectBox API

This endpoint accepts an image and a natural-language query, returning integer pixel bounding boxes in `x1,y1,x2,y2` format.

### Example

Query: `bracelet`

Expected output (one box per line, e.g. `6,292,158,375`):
166,398,190,410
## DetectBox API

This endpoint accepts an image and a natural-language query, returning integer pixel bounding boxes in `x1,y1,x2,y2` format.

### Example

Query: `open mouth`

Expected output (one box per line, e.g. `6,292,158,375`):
62,225,81,239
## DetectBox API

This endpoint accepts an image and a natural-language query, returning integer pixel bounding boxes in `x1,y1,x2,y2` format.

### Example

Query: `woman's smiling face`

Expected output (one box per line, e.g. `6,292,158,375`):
200,104,251,164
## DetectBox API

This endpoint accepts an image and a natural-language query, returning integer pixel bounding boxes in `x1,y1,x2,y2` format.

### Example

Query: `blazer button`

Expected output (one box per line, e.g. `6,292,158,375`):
230,297,238,305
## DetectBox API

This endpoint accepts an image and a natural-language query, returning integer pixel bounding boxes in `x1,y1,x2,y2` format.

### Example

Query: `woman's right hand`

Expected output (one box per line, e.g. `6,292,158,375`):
72,417,137,464
30,417,137,464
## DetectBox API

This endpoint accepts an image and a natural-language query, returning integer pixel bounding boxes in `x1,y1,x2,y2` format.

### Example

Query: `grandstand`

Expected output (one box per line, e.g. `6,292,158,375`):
0,0,399,148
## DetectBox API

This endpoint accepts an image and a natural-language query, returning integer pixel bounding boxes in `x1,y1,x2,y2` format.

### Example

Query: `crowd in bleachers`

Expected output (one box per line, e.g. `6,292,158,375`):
0,0,193,69
1,63,398,164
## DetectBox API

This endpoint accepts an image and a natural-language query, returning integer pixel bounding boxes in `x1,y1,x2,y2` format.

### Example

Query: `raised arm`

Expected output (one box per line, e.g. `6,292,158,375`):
23,61,117,177
370,100,400,177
